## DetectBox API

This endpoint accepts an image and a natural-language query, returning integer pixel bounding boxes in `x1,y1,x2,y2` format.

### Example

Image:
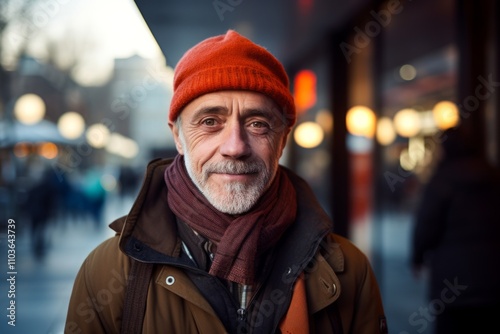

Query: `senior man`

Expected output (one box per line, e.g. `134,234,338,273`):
65,30,387,334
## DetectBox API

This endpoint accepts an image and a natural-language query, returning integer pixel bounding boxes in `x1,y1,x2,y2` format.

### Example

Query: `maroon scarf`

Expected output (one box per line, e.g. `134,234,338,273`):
165,155,297,285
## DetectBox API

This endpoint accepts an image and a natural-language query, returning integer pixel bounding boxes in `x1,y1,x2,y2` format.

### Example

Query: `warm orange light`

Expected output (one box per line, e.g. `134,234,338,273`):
376,117,396,146
294,70,317,114
346,106,376,138
432,101,459,130
294,122,324,148
13,142,31,158
315,109,333,134
38,142,58,159
393,108,421,137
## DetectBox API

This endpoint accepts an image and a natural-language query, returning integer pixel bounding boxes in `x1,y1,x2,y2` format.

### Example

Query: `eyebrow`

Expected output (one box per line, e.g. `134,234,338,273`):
191,106,229,120
192,105,279,120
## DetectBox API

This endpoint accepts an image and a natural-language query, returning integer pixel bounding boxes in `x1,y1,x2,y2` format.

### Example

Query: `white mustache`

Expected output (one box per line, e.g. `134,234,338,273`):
205,161,263,174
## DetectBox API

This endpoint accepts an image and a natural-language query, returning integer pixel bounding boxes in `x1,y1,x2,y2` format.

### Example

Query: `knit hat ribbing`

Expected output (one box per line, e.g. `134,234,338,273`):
169,30,296,127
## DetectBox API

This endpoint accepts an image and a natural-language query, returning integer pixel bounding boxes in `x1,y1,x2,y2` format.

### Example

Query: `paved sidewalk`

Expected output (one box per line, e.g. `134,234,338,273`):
377,212,433,334
0,196,130,334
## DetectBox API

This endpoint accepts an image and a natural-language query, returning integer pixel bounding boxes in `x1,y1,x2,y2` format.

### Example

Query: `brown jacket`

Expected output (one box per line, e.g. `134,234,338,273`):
65,158,387,334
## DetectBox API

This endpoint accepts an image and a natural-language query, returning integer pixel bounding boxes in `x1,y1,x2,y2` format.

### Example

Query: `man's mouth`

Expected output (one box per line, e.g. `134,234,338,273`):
212,171,257,181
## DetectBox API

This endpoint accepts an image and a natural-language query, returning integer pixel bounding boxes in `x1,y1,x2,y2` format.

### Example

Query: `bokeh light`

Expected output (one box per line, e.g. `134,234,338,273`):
315,109,334,134
14,94,46,125
399,64,417,81
376,117,396,146
432,100,459,130
86,123,111,148
13,142,31,158
58,112,86,139
106,133,139,158
393,108,421,137
294,122,324,148
346,106,376,138
294,70,317,113
38,142,59,159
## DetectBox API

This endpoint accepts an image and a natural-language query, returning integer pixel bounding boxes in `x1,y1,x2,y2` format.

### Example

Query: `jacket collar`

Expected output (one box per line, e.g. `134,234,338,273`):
112,158,180,259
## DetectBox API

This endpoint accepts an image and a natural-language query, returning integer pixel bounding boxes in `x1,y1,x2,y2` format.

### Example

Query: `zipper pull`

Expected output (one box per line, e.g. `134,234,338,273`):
237,307,246,320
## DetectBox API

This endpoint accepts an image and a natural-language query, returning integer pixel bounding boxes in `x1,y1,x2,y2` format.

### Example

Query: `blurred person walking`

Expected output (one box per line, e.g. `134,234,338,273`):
81,167,107,229
118,165,140,198
411,125,500,333
27,167,62,260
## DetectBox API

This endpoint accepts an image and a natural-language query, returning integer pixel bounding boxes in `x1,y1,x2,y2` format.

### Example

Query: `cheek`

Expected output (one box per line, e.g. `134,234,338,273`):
251,135,285,165
184,134,218,167
183,129,209,152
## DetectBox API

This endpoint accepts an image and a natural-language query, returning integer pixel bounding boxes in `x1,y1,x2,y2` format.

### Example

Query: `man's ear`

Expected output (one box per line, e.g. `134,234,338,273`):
168,120,184,155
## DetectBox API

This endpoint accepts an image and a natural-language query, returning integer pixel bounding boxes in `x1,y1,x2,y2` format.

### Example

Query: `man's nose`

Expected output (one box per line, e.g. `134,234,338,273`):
219,122,251,159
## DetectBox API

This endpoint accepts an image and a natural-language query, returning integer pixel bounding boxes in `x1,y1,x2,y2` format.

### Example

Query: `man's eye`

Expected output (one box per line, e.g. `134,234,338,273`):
201,118,217,126
250,121,269,128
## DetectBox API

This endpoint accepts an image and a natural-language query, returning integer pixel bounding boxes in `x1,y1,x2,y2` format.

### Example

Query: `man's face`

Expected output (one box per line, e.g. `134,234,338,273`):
169,90,290,215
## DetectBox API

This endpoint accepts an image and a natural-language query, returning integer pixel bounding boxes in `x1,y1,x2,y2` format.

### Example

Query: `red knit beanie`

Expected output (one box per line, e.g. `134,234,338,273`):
169,30,296,127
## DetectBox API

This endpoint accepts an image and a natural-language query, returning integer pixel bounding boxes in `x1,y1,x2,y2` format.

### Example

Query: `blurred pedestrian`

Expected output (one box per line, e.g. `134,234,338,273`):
411,125,500,333
28,167,59,259
118,165,139,198
81,168,107,229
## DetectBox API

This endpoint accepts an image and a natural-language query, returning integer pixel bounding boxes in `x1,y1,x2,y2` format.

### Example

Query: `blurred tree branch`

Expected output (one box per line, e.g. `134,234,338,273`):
0,0,37,115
